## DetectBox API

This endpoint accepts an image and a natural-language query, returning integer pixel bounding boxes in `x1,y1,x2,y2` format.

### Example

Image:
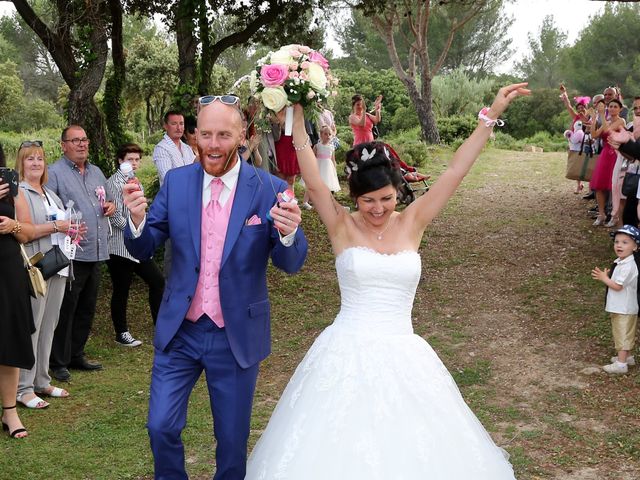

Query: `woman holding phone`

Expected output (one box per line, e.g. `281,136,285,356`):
0,143,36,438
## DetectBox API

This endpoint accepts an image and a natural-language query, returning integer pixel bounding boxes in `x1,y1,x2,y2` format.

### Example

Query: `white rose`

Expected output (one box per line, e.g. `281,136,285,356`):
249,70,258,92
307,62,327,91
270,48,294,66
261,87,289,111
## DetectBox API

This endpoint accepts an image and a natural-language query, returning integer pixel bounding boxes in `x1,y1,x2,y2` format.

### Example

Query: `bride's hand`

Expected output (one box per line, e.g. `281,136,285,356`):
487,83,531,119
276,104,306,132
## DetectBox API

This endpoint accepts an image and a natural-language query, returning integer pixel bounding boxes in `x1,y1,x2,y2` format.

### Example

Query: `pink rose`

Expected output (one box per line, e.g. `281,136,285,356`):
299,46,311,54
300,61,311,70
299,72,309,81
307,91,316,99
290,49,302,58
289,62,299,71
260,64,290,87
309,51,329,70
288,71,299,79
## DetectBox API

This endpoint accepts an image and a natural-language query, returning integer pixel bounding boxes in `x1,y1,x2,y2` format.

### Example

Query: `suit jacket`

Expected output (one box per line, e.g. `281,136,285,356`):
124,160,307,368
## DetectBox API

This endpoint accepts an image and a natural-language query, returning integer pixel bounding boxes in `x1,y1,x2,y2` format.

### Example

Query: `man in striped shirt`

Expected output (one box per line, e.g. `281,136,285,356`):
153,110,196,279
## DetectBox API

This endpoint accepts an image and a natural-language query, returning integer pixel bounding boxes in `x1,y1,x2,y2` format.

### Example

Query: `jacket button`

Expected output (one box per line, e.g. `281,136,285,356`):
187,295,192,301
195,267,200,273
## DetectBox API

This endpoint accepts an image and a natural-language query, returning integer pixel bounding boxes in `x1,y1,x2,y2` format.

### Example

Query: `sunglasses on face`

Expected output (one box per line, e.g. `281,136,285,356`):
198,95,240,107
19,140,43,149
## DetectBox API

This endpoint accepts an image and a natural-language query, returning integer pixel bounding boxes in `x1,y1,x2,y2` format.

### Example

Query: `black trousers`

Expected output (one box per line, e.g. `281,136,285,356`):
50,261,100,369
106,254,165,334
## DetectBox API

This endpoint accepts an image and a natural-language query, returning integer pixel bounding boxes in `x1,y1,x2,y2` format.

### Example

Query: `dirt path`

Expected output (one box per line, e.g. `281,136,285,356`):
414,150,640,479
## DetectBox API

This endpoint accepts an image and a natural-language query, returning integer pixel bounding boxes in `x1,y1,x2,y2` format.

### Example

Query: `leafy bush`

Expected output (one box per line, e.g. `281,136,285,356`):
0,128,63,164
391,105,419,132
437,115,477,144
431,68,496,117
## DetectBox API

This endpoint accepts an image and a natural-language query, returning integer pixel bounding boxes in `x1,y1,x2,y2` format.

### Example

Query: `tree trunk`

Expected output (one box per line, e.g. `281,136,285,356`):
102,0,126,175
403,75,440,144
175,0,198,87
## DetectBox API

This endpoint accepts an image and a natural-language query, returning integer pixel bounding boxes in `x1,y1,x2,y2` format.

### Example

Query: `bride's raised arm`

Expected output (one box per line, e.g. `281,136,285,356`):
290,105,346,236
404,83,530,230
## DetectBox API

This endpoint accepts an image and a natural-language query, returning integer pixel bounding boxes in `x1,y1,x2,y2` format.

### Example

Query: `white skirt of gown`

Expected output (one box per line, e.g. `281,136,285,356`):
245,247,516,480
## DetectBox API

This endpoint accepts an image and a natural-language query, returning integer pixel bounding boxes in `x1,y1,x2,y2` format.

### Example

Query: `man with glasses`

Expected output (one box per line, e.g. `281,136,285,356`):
123,95,307,480
46,125,116,382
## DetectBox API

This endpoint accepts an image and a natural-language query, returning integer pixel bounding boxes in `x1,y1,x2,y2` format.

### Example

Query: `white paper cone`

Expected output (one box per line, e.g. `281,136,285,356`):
284,105,294,136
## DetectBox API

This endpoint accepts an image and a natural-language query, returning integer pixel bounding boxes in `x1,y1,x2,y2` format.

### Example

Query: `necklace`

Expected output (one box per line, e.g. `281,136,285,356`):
360,214,394,240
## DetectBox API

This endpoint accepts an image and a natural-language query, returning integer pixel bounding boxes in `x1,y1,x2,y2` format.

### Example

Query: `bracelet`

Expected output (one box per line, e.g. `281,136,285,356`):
52,221,58,233
10,220,21,234
292,135,310,151
478,107,504,127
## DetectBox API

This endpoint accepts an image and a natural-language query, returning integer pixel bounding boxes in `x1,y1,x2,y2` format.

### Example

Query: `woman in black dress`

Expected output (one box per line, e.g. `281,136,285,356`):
0,143,35,438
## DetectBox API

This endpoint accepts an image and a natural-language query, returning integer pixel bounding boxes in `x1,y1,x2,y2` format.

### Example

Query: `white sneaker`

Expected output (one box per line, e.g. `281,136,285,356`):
603,361,628,374
115,331,142,347
301,202,313,210
611,355,635,366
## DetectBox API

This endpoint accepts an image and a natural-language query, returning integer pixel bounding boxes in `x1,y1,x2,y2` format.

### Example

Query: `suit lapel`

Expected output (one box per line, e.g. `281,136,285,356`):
222,161,259,267
188,164,204,259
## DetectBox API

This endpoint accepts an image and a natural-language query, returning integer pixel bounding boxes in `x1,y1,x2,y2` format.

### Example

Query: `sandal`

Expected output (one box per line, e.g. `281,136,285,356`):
17,393,49,409
36,386,69,398
2,405,28,438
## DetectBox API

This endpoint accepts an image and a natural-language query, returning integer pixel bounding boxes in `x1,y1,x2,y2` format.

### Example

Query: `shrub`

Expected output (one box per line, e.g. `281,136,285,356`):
437,115,477,144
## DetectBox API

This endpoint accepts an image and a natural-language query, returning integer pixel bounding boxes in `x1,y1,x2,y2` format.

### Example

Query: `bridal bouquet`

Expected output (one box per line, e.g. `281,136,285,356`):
250,44,338,134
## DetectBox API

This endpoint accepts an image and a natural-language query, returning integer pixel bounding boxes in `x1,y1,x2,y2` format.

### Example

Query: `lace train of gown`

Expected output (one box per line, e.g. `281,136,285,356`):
245,247,516,480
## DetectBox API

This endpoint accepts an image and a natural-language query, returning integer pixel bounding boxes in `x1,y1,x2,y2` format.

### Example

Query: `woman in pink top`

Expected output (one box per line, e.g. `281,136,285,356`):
349,94,382,147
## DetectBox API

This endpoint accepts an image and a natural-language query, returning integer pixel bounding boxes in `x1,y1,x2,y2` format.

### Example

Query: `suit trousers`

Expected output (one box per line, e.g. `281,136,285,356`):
106,254,165,333
18,274,67,395
147,317,259,480
50,261,101,368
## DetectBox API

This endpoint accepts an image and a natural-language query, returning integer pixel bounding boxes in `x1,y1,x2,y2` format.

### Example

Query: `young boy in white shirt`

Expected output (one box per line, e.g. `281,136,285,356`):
592,225,640,374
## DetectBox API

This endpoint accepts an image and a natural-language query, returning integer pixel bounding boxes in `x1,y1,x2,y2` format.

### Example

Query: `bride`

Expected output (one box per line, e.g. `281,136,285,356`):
245,83,529,479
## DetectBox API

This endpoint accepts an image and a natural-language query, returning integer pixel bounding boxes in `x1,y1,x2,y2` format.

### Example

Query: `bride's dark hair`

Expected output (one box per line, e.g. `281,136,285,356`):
345,141,403,198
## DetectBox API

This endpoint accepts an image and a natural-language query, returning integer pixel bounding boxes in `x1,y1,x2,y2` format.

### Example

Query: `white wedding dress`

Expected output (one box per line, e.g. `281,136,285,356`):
245,247,516,479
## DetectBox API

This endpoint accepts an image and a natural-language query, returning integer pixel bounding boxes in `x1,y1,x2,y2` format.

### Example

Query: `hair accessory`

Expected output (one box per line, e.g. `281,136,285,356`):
478,107,504,127
574,96,590,106
361,147,375,162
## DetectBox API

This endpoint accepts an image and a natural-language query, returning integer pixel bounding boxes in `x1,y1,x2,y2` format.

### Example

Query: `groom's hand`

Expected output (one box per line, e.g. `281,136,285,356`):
270,200,301,236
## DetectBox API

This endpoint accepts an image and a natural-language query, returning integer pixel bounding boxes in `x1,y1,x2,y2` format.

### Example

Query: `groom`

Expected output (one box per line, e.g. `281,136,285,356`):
123,97,308,479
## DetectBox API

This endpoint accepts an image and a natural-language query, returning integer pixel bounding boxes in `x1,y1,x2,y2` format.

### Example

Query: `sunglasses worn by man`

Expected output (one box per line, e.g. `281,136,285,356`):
198,95,239,107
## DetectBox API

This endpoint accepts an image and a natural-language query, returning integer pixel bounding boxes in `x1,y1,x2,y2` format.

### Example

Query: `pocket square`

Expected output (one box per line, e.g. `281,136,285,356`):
246,214,262,226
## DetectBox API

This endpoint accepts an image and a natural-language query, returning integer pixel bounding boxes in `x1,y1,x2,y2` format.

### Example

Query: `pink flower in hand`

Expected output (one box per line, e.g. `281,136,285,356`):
300,61,311,70
260,64,290,87
309,51,329,70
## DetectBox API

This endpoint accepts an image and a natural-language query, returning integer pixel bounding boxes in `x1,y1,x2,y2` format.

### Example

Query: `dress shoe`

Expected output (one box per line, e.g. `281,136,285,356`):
68,358,103,371
51,367,71,382
582,191,595,200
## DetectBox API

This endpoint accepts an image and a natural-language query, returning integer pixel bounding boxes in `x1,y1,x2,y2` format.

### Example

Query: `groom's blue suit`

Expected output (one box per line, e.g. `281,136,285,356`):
125,160,307,479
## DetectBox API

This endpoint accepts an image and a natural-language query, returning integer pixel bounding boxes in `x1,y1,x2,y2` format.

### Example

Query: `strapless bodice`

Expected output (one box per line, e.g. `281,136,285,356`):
334,247,421,335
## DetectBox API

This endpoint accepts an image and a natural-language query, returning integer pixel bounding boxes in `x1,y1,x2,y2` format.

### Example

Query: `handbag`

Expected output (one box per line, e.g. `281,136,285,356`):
565,150,595,181
19,243,47,298
622,163,640,197
35,244,70,280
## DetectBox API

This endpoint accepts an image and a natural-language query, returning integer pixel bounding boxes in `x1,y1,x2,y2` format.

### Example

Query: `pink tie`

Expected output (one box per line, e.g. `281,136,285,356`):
209,178,224,212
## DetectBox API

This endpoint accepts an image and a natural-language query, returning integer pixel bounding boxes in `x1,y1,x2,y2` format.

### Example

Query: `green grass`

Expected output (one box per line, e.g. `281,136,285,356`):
3,147,640,479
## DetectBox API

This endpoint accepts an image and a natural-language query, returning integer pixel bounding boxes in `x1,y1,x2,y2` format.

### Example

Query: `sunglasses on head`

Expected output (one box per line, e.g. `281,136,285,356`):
198,95,240,107
19,140,43,149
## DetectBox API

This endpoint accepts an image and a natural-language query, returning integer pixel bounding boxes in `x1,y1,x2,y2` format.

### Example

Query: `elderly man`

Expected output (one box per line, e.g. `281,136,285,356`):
47,125,116,382
123,95,308,480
